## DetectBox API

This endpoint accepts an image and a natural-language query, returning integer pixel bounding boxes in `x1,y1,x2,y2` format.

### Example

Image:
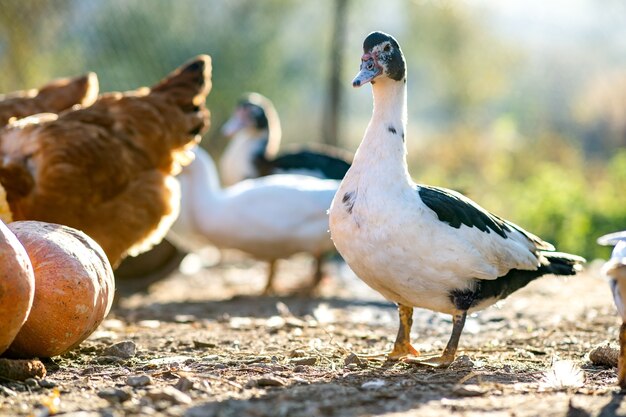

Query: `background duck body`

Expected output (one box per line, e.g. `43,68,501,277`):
219,92,351,186
169,146,339,294
329,31,584,366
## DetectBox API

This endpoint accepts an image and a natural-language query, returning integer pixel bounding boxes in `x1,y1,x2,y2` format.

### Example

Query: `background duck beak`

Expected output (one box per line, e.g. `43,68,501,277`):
221,113,246,137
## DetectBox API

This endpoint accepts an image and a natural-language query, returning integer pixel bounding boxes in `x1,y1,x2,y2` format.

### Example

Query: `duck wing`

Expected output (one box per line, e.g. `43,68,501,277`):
417,184,555,251
254,145,351,180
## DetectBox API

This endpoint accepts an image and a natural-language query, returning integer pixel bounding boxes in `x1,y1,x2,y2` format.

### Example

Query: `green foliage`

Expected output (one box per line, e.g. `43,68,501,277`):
410,126,625,260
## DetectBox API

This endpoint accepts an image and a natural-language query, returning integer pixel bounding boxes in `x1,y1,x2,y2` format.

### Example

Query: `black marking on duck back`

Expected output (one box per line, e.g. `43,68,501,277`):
418,185,511,238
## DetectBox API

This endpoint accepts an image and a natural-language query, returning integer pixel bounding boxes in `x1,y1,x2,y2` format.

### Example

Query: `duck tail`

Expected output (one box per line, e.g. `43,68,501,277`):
540,251,586,276
469,251,586,306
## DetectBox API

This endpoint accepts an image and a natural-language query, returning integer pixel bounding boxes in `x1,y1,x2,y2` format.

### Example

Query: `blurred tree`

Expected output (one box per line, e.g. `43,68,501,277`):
575,70,626,155
322,0,349,147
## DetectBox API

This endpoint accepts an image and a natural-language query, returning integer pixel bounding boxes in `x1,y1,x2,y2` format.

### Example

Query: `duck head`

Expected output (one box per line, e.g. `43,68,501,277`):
221,93,269,138
353,31,406,88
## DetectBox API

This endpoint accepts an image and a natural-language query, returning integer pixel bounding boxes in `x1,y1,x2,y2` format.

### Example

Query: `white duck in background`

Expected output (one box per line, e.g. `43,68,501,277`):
328,31,585,367
597,231,626,388
168,146,340,295
219,92,352,186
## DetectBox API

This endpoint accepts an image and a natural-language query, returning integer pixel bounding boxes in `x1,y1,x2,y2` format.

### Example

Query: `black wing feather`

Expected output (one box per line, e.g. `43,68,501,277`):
418,185,553,249
418,185,512,238
255,146,352,180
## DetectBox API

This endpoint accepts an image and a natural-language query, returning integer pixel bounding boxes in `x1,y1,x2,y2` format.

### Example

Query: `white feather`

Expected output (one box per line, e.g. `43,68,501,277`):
540,359,585,390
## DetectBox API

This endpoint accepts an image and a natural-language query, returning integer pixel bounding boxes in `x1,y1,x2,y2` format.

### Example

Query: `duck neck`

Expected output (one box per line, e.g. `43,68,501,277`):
184,147,222,212
352,77,411,185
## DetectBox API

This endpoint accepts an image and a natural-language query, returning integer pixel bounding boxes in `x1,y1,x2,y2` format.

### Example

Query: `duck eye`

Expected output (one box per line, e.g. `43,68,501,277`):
384,44,391,52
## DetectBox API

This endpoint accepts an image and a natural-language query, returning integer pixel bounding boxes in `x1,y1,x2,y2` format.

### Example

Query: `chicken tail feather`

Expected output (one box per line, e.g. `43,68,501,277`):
150,55,212,135
37,72,100,111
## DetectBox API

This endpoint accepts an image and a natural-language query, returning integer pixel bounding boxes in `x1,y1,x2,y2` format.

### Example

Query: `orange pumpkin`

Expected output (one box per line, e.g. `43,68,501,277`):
0,220,35,355
6,221,115,358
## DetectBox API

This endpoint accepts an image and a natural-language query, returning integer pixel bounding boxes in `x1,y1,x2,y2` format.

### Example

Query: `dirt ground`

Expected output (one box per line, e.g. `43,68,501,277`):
1,250,624,417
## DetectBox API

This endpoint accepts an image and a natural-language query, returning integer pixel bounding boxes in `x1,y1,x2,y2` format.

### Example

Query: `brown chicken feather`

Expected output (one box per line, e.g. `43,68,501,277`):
0,55,212,267
0,73,99,126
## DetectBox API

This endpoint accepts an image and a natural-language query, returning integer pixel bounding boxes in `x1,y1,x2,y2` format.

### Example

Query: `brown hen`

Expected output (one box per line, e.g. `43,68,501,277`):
0,73,99,126
0,55,212,267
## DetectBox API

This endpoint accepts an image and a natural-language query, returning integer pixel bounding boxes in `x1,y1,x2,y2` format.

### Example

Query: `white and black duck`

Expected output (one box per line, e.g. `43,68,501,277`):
167,146,340,295
598,231,626,388
220,92,352,186
328,31,586,367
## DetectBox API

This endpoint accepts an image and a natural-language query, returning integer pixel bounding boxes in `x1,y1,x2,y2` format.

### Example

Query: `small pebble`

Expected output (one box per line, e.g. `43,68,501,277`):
94,356,126,365
174,314,196,323
23,378,40,390
289,349,307,358
293,365,307,373
452,384,487,397
450,355,475,370
589,343,619,367
193,340,217,349
344,353,364,368
174,376,195,392
97,387,131,403
38,379,57,389
290,357,317,366
126,375,153,387
361,379,386,390
0,358,46,380
0,386,17,397
145,386,192,405
249,375,286,388
103,340,136,359
138,406,157,416
291,376,309,384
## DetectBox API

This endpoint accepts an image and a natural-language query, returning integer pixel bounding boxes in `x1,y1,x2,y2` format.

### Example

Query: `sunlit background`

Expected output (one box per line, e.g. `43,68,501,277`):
2,0,625,260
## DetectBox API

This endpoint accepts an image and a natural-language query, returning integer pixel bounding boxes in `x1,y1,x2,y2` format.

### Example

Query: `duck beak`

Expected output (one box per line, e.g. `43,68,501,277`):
221,111,246,138
352,55,380,88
